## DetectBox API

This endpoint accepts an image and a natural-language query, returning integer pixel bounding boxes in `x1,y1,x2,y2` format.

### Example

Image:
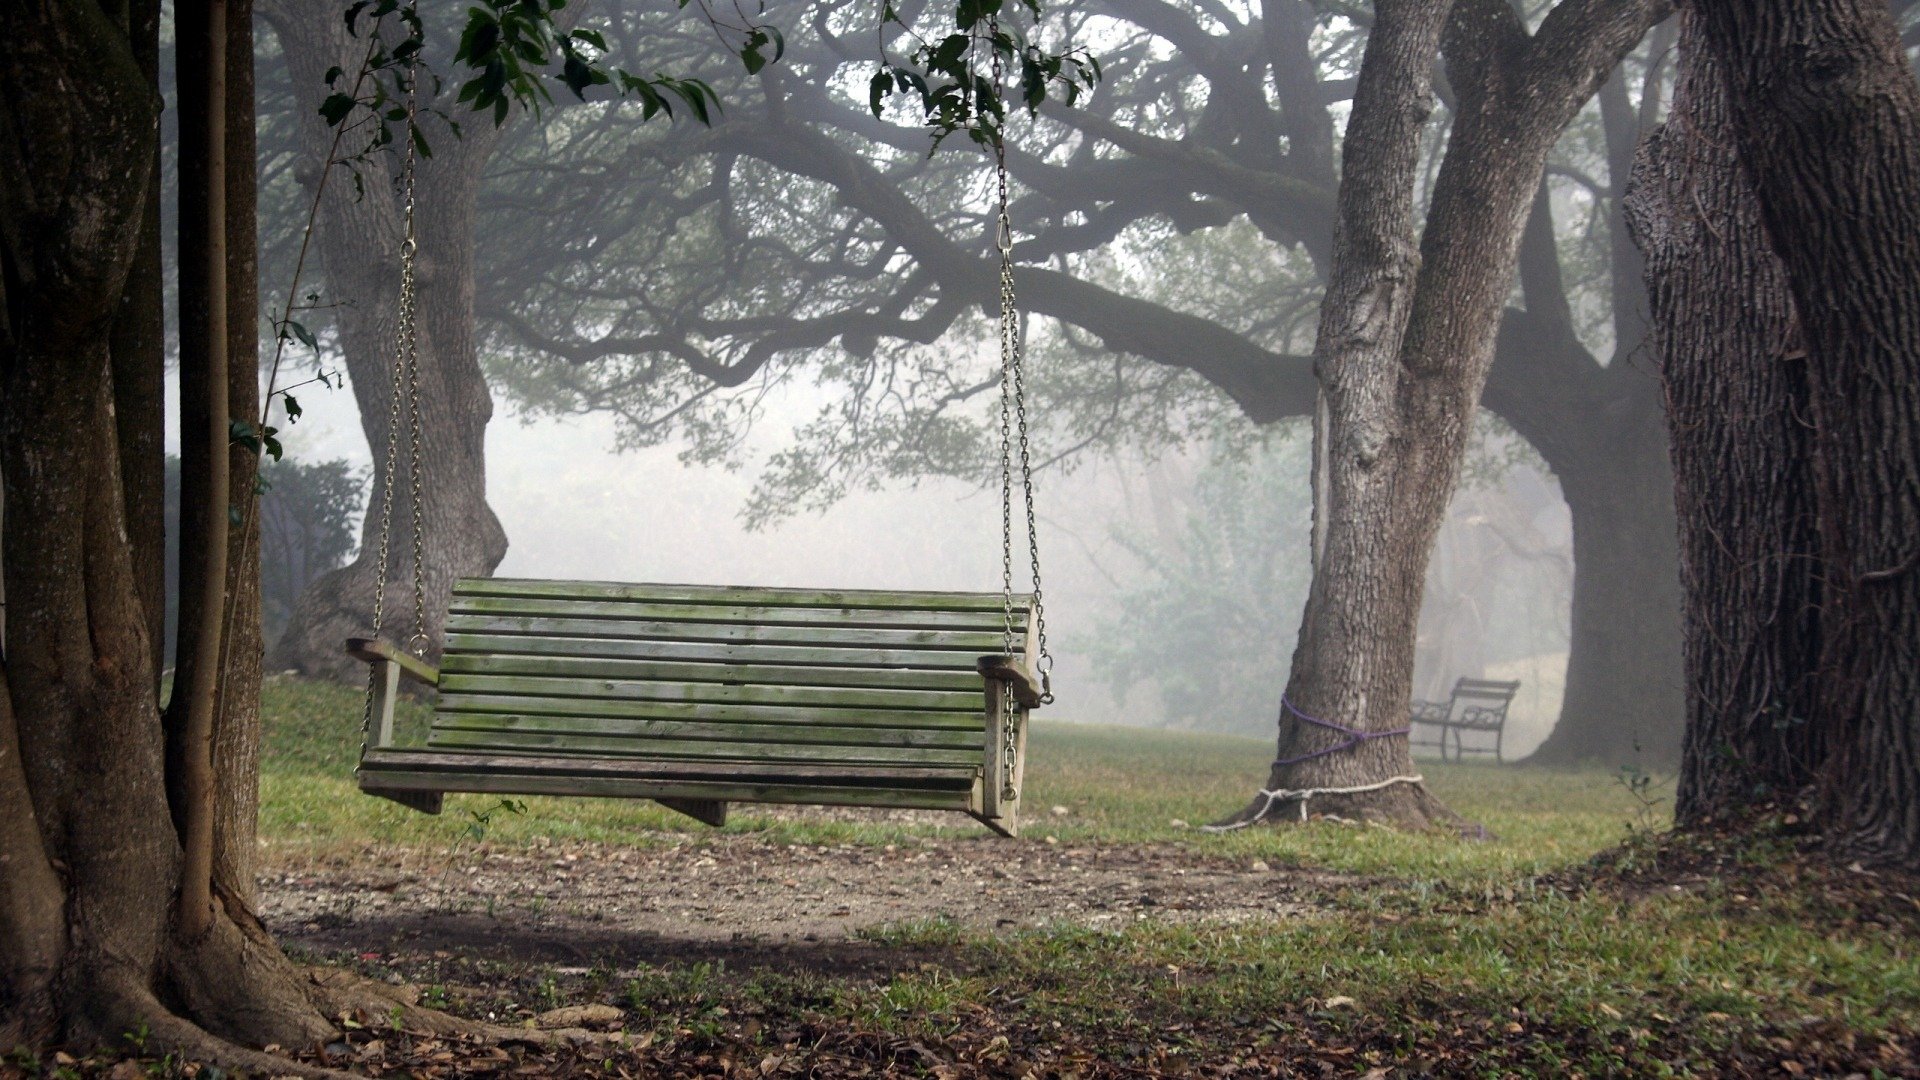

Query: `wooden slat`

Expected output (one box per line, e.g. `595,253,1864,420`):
436,673,980,712
430,712,983,749
445,615,1007,652
439,653,987,692
456,578,1030,614
432,693,983,730
426,729,982,767
358,768,979,812
449,595,1026,632
444,634,1017,672
362,748,979,788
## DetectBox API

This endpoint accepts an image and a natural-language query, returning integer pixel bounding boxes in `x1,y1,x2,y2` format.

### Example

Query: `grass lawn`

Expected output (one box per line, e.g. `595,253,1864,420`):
260,677,1652,880
230,678,1920,1077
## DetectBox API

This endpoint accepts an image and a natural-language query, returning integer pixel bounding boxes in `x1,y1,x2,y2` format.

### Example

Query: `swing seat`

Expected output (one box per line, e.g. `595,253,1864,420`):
347,578,1039,836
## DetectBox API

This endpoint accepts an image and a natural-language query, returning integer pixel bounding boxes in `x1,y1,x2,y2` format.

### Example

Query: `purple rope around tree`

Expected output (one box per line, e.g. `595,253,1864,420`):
1271,695,1411,768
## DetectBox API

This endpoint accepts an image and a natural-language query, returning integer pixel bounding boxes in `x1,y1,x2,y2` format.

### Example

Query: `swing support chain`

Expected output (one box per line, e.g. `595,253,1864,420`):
989,18,1054,802
359,57,432,769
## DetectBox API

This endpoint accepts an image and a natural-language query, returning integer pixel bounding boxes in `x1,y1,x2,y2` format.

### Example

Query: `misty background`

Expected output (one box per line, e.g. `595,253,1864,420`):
157,0,1606,759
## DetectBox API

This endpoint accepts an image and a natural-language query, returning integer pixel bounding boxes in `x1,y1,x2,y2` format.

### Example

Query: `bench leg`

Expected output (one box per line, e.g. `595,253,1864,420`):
656,798,728,828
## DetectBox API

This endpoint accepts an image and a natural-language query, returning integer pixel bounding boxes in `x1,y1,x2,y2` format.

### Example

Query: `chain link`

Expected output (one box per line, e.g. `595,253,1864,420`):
359,59,425,770
988,20,1054,801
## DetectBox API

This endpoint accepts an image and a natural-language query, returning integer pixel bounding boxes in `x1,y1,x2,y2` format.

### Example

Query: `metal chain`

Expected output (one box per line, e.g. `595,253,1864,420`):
988,20,1054,801
358,60,424,767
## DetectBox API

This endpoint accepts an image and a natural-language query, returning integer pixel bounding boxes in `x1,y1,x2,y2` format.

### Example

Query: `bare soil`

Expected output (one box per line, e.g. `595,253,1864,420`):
259,808,1342,976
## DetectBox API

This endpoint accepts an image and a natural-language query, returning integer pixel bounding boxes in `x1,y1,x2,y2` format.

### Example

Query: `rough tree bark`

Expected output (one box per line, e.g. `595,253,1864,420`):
1681,0,1920,860
1623,11,1824,823
0,1,542,1063
1221,0,1668,828
0,0,340,1057
262,0,510,681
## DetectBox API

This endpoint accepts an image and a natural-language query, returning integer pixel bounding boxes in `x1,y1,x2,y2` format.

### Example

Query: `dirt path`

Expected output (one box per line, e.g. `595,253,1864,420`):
260,816,1343,976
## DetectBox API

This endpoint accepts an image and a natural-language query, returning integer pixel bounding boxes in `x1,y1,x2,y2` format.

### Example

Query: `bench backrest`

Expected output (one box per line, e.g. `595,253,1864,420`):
1449,677,1520,716
430,578,1031,775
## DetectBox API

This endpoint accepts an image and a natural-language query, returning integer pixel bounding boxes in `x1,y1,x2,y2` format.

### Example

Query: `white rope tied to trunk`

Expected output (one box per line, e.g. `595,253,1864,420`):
1201,774,1425,832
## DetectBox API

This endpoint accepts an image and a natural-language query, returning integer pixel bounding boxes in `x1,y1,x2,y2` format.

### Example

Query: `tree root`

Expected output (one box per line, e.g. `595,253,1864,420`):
1212,781,1481,835
305,967,599,1047
81,973,358,1080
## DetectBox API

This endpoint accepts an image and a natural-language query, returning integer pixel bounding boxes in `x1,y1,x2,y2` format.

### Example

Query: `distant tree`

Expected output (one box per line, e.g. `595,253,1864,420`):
257,457,363,644
1088,433,1313,737
163,454,362,661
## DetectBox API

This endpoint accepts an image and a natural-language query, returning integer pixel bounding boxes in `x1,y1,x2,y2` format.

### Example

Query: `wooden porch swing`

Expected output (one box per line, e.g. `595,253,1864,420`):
343,70,1053,837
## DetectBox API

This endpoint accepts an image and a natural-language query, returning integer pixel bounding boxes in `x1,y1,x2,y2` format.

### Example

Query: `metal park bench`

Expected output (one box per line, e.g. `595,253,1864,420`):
1409,677,1521,763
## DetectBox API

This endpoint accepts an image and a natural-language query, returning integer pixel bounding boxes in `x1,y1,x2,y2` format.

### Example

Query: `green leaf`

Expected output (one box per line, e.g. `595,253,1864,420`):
318,93,356,127
869,69,891,117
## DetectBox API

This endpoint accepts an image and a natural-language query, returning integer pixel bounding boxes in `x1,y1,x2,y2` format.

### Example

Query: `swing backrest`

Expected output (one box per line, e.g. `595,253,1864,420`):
425,578,1031,776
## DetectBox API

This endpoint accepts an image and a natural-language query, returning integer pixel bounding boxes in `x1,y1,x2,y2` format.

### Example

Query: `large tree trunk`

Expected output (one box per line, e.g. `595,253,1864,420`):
1244,0,1460,830
1223,0,1667,829
1624,11,1822,824
262,0,509,682
1,0,375,1061
1685,0,1920,861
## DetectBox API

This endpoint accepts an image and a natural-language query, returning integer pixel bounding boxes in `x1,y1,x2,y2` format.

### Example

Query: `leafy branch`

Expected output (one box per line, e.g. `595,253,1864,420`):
870,0,1100,150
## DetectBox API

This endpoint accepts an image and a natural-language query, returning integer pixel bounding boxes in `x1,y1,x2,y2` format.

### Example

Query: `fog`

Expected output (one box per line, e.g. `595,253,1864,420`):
269,370,1574,755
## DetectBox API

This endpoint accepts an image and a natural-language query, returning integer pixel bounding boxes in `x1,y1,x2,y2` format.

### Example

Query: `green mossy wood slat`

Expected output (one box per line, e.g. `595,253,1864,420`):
426,729,981,767
358,768,979,811
445,615,1009,651
457,577,1031,613
436,673,979,711
429,712,983,749
449,595,1027,632
433,693,983,729
363,748,980,785
444,634,1000,671
438,653,987,692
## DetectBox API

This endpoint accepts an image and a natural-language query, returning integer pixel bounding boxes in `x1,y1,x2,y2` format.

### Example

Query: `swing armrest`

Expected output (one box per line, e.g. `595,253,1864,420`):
976,655,1043,710
346,636,440,686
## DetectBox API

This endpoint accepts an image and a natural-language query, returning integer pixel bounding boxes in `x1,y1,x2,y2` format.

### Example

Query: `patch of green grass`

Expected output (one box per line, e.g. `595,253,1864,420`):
259,677,1663,880
618,883,1918,1074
